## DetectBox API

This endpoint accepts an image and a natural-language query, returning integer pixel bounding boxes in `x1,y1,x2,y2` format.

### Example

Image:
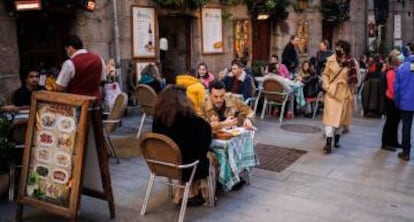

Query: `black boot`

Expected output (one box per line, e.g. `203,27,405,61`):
323,137,332,154
334,135,341,148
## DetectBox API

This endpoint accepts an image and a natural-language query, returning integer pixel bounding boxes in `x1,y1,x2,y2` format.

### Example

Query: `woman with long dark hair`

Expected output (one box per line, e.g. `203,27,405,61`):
152,85,212,205
196,62,215,88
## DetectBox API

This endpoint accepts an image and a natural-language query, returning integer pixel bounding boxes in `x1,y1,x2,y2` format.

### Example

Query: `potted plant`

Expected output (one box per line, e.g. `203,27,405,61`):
0,102,15,196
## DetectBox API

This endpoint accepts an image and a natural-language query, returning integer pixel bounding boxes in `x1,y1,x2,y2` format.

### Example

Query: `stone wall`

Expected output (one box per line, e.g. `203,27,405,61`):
0,4,20,101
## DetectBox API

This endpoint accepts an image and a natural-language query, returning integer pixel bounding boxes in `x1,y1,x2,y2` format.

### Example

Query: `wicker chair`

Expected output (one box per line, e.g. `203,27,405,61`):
260,78,290,122
103,92,128,164
139,133,215,222
135,84,157,139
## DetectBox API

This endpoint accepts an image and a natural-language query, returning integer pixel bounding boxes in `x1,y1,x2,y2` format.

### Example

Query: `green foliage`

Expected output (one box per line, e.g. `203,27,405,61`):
0,113,14,151
155,0,210,8
251,60,267,76
320,0,350,24
244,0,291,21
28,171,40,185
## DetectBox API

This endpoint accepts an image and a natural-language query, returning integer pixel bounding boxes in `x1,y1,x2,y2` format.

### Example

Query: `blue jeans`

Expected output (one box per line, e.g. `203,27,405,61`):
401,110,414,155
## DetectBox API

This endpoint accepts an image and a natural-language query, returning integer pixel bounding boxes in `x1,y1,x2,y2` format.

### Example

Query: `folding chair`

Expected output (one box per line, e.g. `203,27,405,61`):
102,92,128,164
139,133,215,222
260,78,289,122
135,84,157,139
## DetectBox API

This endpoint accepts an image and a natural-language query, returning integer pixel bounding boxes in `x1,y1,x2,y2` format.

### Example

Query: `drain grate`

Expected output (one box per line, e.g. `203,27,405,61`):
255,143,307,172
280,123,321,134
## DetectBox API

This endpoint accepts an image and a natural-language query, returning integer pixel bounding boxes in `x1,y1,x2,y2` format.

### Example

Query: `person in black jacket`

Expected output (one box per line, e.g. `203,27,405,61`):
13,68,45,107
282,35,300,74
152,85,212,205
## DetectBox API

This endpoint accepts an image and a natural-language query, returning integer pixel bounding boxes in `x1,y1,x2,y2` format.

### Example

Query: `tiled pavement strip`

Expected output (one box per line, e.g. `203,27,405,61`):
1,107,414,222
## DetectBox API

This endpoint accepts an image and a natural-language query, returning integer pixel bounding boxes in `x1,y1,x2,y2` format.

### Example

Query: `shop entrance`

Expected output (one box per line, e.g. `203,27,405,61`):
252,19,270,61
158,14,192,84
16,11,72,79
322,21,334,49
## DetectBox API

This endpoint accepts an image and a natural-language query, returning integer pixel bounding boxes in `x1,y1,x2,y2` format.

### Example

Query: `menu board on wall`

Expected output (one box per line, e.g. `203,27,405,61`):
131,6,157,58
17,91,93,220
201,7,224,54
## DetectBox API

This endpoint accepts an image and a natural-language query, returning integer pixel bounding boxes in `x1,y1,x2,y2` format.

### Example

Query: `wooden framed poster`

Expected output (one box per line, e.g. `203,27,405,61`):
131,5,157,58
233,19,249,59
297,20,309,55
201,7,224,54
16,91,93,220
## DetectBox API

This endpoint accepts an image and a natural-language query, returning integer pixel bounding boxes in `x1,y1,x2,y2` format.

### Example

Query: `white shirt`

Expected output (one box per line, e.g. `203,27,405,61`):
56,49,106,87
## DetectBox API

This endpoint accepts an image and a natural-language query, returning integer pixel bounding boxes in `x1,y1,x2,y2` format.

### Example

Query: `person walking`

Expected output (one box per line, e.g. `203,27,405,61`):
321,40,358,154
381,50,403,151
54,35,106,100
394,43,414,161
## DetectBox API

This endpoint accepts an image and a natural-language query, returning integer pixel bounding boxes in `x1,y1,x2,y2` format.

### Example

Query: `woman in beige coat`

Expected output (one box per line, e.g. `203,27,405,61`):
322,40,358,154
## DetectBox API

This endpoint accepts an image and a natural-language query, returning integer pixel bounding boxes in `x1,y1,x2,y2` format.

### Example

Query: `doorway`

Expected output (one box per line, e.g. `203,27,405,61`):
158,14,192,84
16,11,71,79
252,19,270,61
322,21,334,49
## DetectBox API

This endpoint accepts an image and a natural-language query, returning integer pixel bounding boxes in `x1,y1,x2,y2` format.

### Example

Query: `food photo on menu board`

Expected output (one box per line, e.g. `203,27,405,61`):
26,102,79,207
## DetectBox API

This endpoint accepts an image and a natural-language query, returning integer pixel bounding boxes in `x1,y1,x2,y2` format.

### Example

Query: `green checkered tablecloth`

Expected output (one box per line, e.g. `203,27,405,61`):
211,130,259,191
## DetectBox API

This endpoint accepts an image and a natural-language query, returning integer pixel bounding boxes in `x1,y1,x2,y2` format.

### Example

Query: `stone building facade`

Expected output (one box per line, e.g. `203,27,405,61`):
1,0,410,101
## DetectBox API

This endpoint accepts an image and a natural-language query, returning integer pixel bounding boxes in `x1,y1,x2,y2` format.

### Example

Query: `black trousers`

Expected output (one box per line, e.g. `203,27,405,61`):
401,110,414,155
381,97,401,146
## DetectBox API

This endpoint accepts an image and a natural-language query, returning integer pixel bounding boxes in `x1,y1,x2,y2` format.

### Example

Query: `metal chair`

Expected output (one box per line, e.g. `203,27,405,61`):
260,78,289,122
102,92,128,164
8,114,27,201
135,84,157,139
139,133,215,222
311,91,324,119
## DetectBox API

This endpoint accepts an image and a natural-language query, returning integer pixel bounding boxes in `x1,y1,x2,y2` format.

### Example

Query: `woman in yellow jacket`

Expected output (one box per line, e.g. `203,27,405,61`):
176,69,206,114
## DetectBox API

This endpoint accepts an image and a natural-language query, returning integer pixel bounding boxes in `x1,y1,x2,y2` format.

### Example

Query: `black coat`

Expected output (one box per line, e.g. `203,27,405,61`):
282,42,299,73
302,75,320,98
152,114,211,181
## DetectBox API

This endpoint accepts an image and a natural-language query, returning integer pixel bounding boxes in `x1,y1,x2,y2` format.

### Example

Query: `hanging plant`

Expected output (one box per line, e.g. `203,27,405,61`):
320,0,350,24
244,0,291,21
155,0,210,9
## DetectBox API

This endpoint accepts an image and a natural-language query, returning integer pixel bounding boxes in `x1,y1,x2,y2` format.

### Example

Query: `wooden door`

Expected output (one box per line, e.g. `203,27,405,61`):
252,19,270,61
322,21,334,49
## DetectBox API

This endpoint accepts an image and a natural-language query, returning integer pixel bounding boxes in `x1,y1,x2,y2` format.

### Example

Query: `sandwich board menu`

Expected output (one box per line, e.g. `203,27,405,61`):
16,91,115,221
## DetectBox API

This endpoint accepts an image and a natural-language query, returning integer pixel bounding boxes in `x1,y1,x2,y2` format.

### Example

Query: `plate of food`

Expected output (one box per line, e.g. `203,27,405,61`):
57,134,74,151
40,113,56,129
35,164,50,179
53,151,71,168
57,117,75,133
37,131,55,147
45,183,62,199
35,148,51,163
221,127,245,136
52,168,69,184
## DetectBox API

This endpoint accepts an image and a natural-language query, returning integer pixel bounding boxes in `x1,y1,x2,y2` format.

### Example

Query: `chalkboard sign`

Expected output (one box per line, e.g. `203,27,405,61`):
16,91,94,220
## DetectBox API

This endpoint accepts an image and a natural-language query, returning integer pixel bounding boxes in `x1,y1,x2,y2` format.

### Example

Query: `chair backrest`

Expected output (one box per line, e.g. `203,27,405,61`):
105,92,128,133
139,133,182,180
262,78,288,103
135,84,157,115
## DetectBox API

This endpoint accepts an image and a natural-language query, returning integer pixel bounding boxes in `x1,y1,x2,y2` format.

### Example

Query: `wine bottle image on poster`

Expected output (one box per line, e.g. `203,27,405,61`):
201,7,224,54
131,6,156,58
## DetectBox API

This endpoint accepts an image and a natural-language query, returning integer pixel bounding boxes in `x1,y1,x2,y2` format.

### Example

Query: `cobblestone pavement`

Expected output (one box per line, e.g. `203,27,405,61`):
1,107,414,222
